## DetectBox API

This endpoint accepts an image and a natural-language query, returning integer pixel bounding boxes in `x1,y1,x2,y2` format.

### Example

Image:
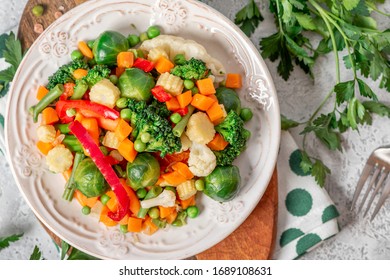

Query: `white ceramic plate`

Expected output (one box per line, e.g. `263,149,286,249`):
5,0,280,259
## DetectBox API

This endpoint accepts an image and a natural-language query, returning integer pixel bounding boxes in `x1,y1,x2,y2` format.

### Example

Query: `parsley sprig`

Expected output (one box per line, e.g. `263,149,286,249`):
235,0,264,37
236,0,390,187
0,233,23,250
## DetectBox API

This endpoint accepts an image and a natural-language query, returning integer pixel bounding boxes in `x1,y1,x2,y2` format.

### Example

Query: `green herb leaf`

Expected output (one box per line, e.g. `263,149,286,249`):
0,32,23,85
294,12,316,30
342,0,360,11
29,245,43,260
281,114,300,130
0,233,23,250
235,0,263,37
357,78,378,100
311,159,331,187
67,247,100,260
300,151,313,174
60,240,70,260
363,101,390,117
334,80,355,105
0,33,8,57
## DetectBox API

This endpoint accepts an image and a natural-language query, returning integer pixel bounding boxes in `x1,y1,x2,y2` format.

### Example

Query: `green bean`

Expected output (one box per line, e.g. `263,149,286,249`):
55,123,70,134
137,186,163,218
172,105,195,137
62,152,85,201
62,135,84,153
31,84,64,122
120,224,128,234
71,80,88,100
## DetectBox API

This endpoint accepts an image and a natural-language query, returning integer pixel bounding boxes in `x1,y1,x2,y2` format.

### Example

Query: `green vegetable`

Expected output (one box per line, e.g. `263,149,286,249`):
240,108,253,122
172,105,195,137
73,65,111,97
66,108,76,117
215,87,241,114
120,108,132,121
71,50,83,61
134,139,146,152
62,135,83,152
191,87,199,94
0,233,23,249
183,79,194,89
71,80,88,100
74,158,108,198
172,211,187,227
32,5,44,17
171,58,209,80
186,206,199,218
152,218,167,229
137,186,163,218
55,123,70,134
115,97,128,108
147,26,161,39
234,0,263,37
62,153,85,201
170,112,182,124
128,35,140,47
140,132,151,143
214,110,249,166
29,245,43,260
120,224,128,234
195,179,205,191
87,40,95,49
100,194,111,205
173,54,186,65
92,31,129,66
136,188,147,199
109,74,118,85
113,165,127,178
118,68,155,101
139,32,148,42
81,206,91,215
204,165,241,202
148,207,160,219
126,153,160,190
128,99,182,157
30,84,64,122
46,59,89,90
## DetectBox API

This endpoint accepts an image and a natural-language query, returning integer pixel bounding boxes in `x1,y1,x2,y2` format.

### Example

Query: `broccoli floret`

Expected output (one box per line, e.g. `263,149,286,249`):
127,99,181,157
83,65,111,88
170,58,209,80
214,110,249,165
46,59,89,90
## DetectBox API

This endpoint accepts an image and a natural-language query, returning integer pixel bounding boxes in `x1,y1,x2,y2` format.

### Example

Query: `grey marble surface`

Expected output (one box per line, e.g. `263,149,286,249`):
1,0,390,260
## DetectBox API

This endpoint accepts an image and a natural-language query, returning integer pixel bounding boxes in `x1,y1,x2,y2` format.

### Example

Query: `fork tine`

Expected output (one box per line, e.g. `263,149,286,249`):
351,163,375,210
363,169,388,217
370,179,390,221
355,165,380,212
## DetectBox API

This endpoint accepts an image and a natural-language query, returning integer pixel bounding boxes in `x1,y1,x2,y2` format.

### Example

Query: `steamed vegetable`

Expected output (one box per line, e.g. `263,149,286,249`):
46,59,89,90
215,87,241,114
204,165,241,202
170,57,209,80
92,31,129,65
74,158,108,198
118,68,155,101
126,153,160,190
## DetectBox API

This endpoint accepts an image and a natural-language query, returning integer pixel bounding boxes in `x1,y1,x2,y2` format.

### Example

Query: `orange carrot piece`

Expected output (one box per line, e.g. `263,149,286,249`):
208,94,218,103
180,195,196,210
118,138,138,163
207,133,229,151
155,56,175,74
36,86,49,101
74,190,98,208
62,168,72,181
190,94,216,111
97,117,119,131
165,96,180,111
177,90,192,108
62,83,75,99
128,217,143,232
41,107,59,125
114,118,133,142
120,179,141,216
225,73,242,89
161,171,187,186
119,214,129,226
142,216,159,235
115,67,125,77
196,77,216,95
206,102,225,123
81,117,99,145
99,205,118,227
117,52,134,68
73,68,88,80
78,41,94,59
159,206,175,219
36,141,53,155
165,210,178,224
171,162,194,180
105,190,119,212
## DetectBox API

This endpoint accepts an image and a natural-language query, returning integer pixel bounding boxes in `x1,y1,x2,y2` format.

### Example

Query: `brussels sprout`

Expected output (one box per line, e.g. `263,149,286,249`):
74,158,108,198
204,165,241,202
215,87,241,114
126,153,160,190
118,68,155,101
92,31,129,65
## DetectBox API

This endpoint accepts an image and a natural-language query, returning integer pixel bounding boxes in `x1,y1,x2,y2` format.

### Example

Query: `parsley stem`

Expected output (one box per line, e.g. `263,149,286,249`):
275,0,285,35
366,2,390,17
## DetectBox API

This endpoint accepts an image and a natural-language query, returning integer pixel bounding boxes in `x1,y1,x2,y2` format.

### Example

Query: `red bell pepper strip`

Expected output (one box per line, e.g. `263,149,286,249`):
56,100,120,121
175,107,188,116
69,121,129,221
151,85,172,102
133,58,154,72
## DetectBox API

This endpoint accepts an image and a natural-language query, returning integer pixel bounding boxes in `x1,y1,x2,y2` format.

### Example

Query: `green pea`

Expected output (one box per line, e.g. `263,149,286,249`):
140,132,151,143
148,207,160,219
242,129,251,140
99,146,109,156
81,206,91,215
165,186,176,194
170,113,182,124
147,26,161,39
184,79,194,90
186,206,199,218
174,54,186,65
116,97,128,109
100,194,111,205
128,35,140,47
71,50,83,61
120,224,128,234
120,108,132,121
87,40,95,49
134,139,146,152
195,179,205,191
140,32,149,42
240,108,253,122
32,5,44,17
136,188,147,199
191,87,199,94
109,75,119,85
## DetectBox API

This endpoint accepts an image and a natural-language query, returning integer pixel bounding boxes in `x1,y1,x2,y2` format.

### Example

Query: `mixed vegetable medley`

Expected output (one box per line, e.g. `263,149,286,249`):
30,26,253,235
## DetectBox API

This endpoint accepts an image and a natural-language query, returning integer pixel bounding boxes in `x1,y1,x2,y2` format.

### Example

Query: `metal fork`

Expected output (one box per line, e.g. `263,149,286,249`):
351,145,390,221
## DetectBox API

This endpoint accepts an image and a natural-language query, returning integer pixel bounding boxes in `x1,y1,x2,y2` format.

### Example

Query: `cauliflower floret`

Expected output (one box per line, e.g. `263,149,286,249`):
180,133,192,152
188,142,216,177
46,146,73,173
89,78,120,108
186,112,215,145
147,47,169,63
140,189,176,208
140,35,226,82
102,131,120,149
156,72,184,96
37,125,56,143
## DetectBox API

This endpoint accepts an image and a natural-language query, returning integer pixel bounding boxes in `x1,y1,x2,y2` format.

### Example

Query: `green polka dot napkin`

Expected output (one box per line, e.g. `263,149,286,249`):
272,131,339,259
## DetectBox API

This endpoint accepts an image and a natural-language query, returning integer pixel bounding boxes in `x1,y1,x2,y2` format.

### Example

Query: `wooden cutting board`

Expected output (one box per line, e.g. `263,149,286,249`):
18,0,278,260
